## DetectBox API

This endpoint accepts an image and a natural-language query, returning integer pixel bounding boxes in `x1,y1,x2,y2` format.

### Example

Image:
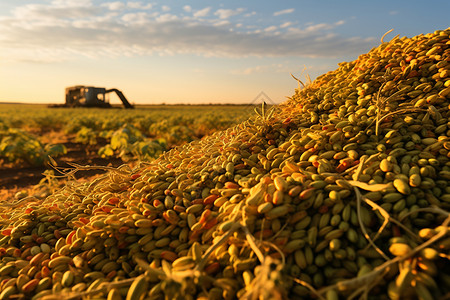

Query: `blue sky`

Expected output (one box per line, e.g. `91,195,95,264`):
1,0,449,104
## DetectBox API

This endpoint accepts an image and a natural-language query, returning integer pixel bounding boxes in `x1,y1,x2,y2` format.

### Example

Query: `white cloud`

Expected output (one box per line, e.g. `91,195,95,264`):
0,3,375,63
264,26,277,32
299,20,345,33
161,5,170,12
102,1,125,11
273,8,294,16
121,12,149,25
244,12,257,17
127,2,152,10
214,20,230,27
156,14,178,23
183,5,192,12
305,23,329,32
231,63,291,75
214,8,245,19
193,7,211,18
280,22,292,28
52,0,93,7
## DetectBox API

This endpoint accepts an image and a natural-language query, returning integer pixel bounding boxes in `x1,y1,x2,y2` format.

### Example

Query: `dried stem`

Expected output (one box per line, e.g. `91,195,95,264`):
319,213,450,296
380,29,394,43
354,186,390,260
293,278,326,300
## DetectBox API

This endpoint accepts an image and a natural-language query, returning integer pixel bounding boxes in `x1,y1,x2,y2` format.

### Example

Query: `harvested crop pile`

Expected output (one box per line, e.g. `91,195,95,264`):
1,28,450,300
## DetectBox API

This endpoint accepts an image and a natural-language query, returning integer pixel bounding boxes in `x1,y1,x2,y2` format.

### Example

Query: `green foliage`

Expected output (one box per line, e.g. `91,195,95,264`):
133,139,167,161
0,104,256,164
0,128,66,166
99,124,167,161
45,144,67,158
65,115,101,134
75,126,98,145
0,118,7,131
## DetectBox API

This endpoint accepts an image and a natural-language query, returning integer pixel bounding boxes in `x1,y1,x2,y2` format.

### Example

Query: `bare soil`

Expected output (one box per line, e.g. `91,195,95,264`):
0,136,125,200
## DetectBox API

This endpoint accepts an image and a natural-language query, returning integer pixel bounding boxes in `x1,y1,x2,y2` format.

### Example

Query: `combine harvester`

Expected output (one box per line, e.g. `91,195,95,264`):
50,86,134,109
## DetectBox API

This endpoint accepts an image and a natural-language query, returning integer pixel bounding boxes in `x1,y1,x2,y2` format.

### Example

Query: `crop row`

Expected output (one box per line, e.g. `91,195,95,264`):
0,104,257,166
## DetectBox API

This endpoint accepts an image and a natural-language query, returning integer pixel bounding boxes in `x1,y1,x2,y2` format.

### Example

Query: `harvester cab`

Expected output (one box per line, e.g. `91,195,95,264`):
63,86,134,109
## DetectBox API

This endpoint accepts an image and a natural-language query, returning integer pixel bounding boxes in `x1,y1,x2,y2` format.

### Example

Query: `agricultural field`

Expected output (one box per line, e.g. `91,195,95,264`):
0,28,449,300
0,104,256,199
